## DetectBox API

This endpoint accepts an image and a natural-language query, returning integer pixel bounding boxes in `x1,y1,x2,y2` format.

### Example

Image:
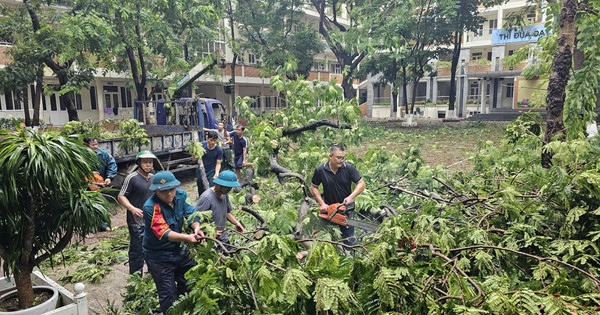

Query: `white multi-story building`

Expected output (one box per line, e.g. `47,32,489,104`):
0,1,346,125
361,0,550,119
2,0,546,123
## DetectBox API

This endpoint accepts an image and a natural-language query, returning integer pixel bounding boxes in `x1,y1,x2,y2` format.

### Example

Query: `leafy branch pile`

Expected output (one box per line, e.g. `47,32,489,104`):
60,118,150,151
40,227,129,284
129,72,600,314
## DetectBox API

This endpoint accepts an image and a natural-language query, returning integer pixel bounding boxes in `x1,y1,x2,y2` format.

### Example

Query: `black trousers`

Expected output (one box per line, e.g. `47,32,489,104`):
145,248,196,314
128,225,145,275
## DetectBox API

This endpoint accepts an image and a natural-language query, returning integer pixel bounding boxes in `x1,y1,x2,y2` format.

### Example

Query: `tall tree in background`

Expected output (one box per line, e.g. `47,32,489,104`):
82,0,219,123
358,49,409,116
161,0,222,99
163,0,221,63
357,0,410,116
1,0,111,122
403,0,454,115
225,0,240,113
360,0,452,116
235,0,324,78
446,0,505,114
562,0,600,139
310,0,391,99
0,8,42,126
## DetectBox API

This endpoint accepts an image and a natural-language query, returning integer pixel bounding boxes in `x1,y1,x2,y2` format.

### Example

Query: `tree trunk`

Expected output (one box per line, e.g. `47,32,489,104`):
449,32,462,111
392,91,398,116
402,66,409,115
57,72,79,121
197,159,210,191
22,87,31,127
32,73,42,126
542,0,576,168
14,268,34,309
228,0,238,122
341,74,356,100
410,75,422,115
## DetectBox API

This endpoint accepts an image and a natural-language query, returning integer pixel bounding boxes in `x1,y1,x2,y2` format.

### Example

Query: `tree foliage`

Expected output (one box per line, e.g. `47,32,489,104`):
0,0,113,122
234,0,324,78
123,72,600,314
77,0,220,109
0,125,112,309
310,0,392,99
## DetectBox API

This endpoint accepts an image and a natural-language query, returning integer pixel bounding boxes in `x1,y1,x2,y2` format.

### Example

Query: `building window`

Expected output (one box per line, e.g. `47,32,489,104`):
487,52,492,61
152,93,163,101
126,89,133,107
488,19,498,34
5,91,14,110
59,95,66,111
508,50,514,56
526,13,536,23
470,81,480,97
247,53,256,65
103,86,119,108
15,93,21,110
90,86,97,110
75,94,82,110
265,96,272,108
248,96,260,109
330,63,342,74
475,23,484,37
506,82,514,97
50,94,57,111
201,40,226,59
313,61,326,71
471,52,483,61
4,91,22,110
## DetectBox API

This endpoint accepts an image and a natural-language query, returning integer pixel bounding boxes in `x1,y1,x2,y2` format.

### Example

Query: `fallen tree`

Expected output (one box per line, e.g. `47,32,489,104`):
123,72,600,315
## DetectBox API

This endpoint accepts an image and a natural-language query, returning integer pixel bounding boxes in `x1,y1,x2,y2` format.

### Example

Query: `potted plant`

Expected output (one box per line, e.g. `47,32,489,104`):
517,98,530,107
0,123,111,311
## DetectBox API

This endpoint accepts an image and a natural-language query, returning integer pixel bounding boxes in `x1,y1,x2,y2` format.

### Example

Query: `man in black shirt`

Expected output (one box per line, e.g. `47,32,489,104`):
118,151,158,275
310,144,365,245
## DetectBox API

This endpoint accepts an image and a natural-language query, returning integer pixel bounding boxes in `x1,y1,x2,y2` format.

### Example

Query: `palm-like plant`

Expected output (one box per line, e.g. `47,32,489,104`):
0,125,111,309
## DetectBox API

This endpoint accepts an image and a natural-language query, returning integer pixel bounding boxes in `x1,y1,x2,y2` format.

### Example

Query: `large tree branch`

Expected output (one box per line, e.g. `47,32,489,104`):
311,0,343,56
282,119,352,136
445,244,600,289
239,206,265,224
293,197,315,240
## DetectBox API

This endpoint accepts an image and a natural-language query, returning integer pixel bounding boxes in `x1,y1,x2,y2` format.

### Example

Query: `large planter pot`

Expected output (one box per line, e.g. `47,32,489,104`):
0,271,87,315
0,286,58,314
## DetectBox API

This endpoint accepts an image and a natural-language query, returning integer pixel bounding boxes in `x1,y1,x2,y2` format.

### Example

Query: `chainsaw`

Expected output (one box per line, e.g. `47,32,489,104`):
318,202,379,232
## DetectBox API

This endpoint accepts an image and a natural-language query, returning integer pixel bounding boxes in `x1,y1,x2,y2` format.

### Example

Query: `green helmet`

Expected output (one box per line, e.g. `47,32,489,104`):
136,150,157,161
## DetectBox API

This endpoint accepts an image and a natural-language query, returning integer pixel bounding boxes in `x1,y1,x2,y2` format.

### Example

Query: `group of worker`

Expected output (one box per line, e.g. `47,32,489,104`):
196,122,251,194
83,128,365,314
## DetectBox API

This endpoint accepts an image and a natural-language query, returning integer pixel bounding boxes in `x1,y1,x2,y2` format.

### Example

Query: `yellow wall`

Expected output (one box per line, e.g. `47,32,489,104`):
514,78,547,108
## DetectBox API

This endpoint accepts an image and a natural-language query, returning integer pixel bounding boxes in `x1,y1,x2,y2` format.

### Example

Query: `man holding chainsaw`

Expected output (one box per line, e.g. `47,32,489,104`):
310,144,365,245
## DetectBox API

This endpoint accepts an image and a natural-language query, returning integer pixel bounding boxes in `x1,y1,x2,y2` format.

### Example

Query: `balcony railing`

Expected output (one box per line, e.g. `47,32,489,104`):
466,31,492,42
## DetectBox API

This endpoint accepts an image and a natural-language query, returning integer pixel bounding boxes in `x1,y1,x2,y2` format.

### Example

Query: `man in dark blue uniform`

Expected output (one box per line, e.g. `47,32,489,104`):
196,130,223,195
143,171,204,314
229,125,249,180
